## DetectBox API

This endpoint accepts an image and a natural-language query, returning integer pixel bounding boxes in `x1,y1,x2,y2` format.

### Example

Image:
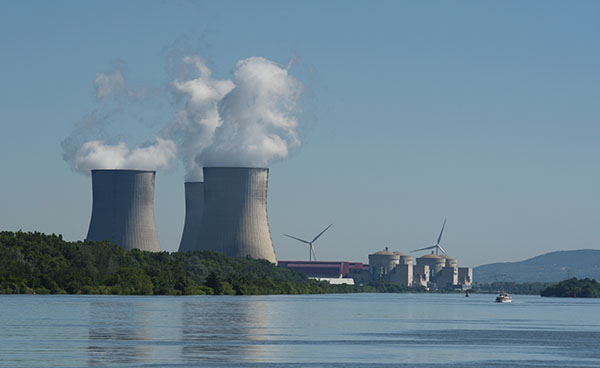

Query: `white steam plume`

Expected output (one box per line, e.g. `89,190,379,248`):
170,56,303,180
63,55,303,178
94,61,151,101
201,57,302,167
74,137,177,172
166,56,234,181
62,63,177,174
95,68,127,99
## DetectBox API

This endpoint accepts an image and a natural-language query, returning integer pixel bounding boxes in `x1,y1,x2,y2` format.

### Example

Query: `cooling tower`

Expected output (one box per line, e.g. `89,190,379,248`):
178,182,204,252
86,169,161,252
195,167,277,263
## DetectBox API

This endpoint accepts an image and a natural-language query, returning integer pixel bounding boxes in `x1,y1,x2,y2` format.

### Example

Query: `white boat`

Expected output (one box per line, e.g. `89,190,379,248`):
495,292,512,303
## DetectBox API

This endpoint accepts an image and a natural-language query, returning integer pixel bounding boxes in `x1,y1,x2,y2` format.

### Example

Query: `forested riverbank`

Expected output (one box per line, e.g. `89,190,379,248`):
470,282,550,295
0,231,383,295
540,278,600,298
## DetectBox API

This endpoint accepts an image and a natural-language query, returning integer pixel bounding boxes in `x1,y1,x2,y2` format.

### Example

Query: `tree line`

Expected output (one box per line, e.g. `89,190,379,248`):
0,231,406,296
471,279,600,297
471,282,550,295
540,278,600,298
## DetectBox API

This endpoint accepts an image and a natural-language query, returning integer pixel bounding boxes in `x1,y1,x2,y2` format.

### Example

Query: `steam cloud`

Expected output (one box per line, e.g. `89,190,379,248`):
167,56,235,180
63,55,303,178
94,62,151,100
74,138,177,172
62,63,178,173
169,56,303,181
94,67,127,99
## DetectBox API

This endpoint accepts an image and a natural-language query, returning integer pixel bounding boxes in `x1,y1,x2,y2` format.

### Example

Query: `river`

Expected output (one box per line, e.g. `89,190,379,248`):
1,293,599,367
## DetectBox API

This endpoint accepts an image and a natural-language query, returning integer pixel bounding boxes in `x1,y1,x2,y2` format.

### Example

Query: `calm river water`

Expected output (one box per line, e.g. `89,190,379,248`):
1,293,599,367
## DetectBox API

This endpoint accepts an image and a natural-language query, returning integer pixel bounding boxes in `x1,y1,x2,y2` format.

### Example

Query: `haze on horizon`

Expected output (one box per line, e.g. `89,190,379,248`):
1,1,599,267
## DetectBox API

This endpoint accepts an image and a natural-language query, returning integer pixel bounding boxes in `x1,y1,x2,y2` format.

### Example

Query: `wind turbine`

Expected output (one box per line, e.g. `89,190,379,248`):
284,224,333,261
411,219,448,256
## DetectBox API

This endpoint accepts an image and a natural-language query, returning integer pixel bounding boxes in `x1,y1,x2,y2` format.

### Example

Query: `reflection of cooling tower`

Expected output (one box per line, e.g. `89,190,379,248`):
178,182,204,252
195,167,277,263
86,169,160,252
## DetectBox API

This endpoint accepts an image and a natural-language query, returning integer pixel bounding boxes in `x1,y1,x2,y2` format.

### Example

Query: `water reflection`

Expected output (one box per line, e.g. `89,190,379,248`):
87,300,156,366
8,294,592,367
180,297,269,362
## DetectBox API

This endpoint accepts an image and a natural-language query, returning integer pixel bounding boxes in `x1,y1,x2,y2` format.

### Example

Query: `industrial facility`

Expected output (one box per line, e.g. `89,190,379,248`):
368,220,473,290
277,260,368,285
86,166,277,263
178,182,204,253
84,168,471,290
277,250,472,289
86,169,161,252
191,167,277,263
367,248,472,290
277,220,472,289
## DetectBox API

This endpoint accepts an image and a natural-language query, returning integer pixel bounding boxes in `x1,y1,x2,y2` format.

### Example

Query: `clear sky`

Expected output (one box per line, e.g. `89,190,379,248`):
1,1,599,267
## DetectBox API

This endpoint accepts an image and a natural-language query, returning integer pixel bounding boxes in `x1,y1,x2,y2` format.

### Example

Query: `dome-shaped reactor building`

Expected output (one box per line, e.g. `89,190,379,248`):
86,169,161,252
441,255,457,268
194,167,277,263
178,182,204,252
417,253,445,275
394,251,413,265
368,250,400,278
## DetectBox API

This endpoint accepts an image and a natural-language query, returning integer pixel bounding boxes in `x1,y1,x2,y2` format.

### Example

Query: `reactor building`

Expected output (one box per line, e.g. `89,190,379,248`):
192,167,277,263
367,249,472,290
178,182,204,252
86,169,161,252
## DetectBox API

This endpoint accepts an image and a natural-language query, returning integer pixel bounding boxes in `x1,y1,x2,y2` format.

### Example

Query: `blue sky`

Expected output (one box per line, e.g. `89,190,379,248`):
1,1,599,267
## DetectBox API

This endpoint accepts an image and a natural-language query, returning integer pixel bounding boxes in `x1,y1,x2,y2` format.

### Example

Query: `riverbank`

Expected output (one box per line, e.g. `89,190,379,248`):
1,231,379,295
540,277,600,297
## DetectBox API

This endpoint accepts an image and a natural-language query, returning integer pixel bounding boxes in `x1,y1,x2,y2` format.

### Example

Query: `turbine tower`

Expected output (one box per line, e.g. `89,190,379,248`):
411,219,447,256
284,224,333,261
194,167,277,263
86,169,161,252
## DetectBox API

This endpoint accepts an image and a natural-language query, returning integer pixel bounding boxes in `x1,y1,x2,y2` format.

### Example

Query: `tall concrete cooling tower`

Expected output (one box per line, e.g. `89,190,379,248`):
195,167,277,263
178,182,204,252
86,169,161,252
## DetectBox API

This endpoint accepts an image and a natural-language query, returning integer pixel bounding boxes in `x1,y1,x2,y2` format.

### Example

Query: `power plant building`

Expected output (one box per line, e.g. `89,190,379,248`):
86,169,161,252
193,167,277,263
441,255,457,268
436,266,458,288
416,254,446,280
388,251,413,287
368,249,399,279
365,248,472,290
413,264,430,287
178,182,204,252
458,267,473,286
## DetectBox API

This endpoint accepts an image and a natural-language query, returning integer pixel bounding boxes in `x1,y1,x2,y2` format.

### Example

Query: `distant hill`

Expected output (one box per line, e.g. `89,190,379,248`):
474,249,600,283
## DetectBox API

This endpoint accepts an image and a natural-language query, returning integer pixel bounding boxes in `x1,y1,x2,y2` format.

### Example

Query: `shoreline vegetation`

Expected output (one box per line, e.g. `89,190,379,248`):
540,278,600,298
470,282,550,295
2,231,598,297
0,231,421,295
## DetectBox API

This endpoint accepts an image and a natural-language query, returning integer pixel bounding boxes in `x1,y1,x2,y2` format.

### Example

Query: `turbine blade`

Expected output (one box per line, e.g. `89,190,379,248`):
437,219,447,245
437,245,448,256
312,224,333,243
411,245,437,253
284,234,310,244
311,244,317,261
